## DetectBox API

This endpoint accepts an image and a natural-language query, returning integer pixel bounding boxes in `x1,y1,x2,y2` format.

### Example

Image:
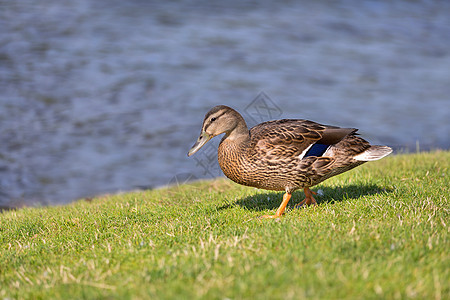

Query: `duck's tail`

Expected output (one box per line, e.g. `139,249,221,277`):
353,145,393,161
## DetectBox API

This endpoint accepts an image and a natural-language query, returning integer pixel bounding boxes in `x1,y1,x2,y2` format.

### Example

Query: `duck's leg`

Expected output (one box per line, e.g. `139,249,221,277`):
260,192,292,219
295,187,317,208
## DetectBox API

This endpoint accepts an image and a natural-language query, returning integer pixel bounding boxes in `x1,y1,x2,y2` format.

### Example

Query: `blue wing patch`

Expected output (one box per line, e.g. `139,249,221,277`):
304,143,330,157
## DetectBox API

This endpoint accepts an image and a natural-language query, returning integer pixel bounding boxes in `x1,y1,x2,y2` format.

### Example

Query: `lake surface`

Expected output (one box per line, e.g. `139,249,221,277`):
1,0,449,207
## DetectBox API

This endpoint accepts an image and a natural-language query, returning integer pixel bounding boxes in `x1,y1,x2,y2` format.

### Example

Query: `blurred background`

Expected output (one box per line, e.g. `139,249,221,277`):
1,0,449,208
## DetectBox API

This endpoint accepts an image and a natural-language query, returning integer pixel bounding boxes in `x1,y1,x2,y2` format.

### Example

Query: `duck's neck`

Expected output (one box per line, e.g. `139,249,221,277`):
226,123,249,142
219,115,250,163
224,113,250,142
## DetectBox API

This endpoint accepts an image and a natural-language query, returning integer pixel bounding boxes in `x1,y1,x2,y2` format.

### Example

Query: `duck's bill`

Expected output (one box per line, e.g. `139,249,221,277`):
187,132,212,157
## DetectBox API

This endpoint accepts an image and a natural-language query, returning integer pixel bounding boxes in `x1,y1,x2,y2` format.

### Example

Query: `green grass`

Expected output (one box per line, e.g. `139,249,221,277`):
0,151,448,299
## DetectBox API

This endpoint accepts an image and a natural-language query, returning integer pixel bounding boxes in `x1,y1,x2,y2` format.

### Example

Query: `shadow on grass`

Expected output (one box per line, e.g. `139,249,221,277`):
219,184,393,212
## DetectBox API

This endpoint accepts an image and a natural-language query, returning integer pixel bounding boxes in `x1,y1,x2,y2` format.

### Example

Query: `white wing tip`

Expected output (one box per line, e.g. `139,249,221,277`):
354,146,393,161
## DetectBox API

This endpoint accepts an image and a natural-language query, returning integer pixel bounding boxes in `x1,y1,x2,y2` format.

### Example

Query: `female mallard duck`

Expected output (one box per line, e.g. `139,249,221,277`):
188,105,392,218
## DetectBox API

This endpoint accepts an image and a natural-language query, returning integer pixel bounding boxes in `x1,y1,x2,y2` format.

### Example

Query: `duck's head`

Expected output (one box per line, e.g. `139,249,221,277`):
187,105,247,157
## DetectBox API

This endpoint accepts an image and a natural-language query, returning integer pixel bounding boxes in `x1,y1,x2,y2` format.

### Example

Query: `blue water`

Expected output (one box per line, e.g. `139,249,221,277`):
1,0,449,207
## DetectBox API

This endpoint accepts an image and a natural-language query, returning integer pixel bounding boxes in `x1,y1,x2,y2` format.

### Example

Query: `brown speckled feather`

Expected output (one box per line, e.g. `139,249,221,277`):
249,119,324,159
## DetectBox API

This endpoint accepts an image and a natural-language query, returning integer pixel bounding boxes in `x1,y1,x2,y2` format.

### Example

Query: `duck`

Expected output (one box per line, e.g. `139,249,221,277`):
188,105,392,218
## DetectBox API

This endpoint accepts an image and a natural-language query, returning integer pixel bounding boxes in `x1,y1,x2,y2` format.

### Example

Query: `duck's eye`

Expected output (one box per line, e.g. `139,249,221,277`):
210,117,217,122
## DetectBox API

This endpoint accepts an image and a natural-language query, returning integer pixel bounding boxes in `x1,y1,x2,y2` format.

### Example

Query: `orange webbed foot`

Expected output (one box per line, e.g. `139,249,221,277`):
259,214,282,219
295,188,318,208
260,192,291,219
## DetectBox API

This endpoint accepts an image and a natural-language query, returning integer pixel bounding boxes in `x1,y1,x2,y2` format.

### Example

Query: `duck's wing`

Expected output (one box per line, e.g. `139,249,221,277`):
249,119,356,160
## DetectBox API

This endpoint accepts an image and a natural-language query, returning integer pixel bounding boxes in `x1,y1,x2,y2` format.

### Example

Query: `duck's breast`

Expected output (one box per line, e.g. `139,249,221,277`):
218,138,251,186
218,138,297,191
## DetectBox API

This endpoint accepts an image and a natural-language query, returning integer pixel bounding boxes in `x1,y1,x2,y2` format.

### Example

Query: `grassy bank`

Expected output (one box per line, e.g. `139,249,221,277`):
1,151,448,299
